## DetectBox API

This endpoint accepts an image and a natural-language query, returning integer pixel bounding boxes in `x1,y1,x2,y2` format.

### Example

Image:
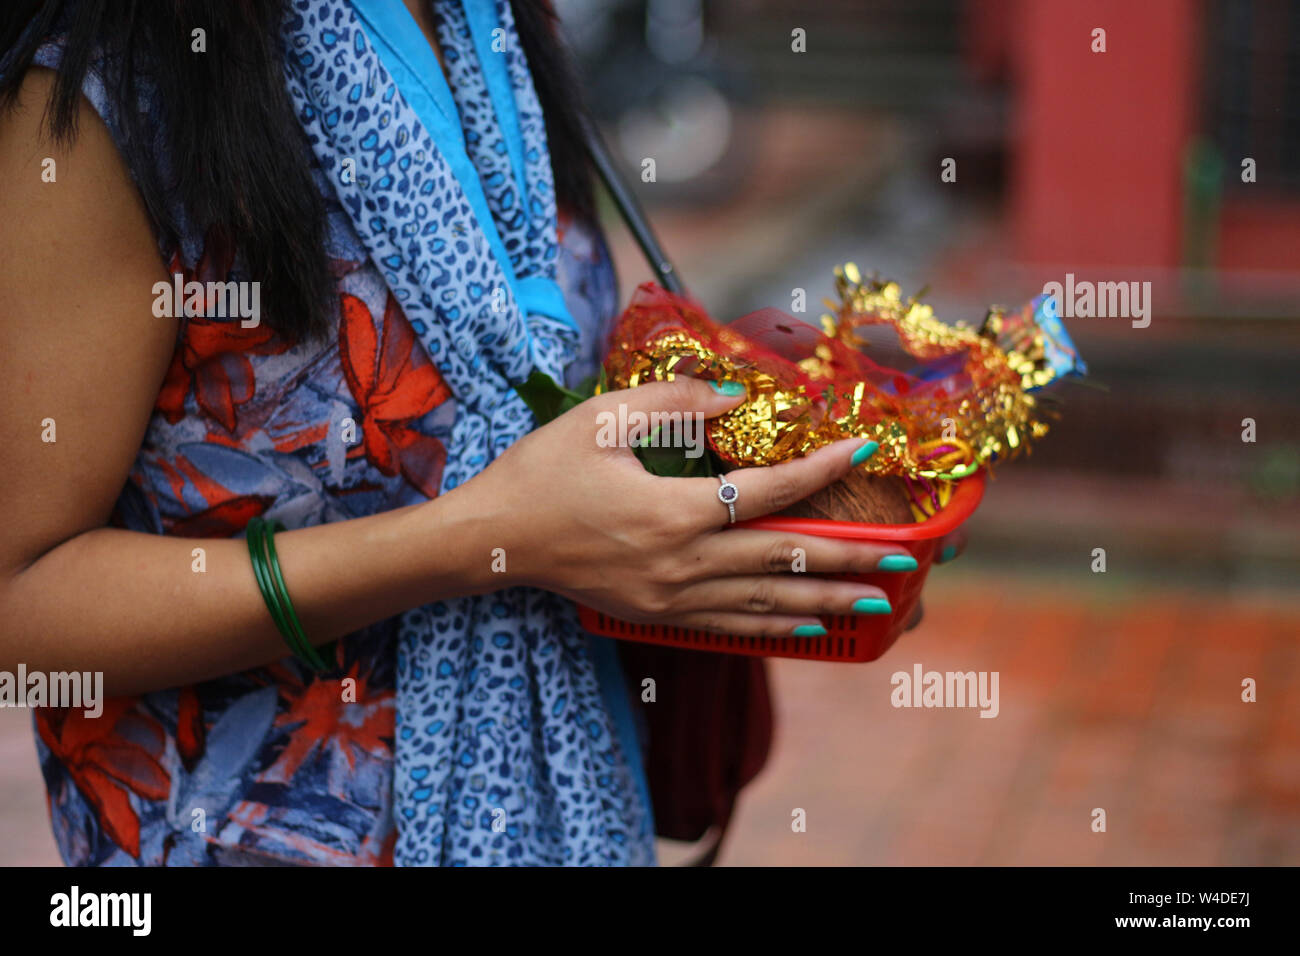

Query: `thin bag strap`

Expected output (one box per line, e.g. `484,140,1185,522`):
579,116,687,295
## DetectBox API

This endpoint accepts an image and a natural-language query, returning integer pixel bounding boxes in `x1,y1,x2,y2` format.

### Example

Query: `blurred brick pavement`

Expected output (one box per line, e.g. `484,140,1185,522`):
3,570,1296,866
710,571,1299,866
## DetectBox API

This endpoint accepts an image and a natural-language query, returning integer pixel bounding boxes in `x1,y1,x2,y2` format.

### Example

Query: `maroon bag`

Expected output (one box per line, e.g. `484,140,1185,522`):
616,642,774,866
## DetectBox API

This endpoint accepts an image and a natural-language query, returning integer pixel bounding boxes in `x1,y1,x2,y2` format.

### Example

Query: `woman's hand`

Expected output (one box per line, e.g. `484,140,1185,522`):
458,376,922,638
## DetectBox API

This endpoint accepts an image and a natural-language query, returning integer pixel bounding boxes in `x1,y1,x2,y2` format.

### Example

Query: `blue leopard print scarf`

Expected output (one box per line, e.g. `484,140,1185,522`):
282,0,655,865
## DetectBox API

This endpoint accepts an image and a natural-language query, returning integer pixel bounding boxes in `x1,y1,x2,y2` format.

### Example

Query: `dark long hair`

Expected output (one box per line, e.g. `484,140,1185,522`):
0,0,594,343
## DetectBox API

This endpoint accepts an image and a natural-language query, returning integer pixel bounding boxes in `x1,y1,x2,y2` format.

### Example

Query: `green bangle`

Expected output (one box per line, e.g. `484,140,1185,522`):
247,519,293,645
261,519,332,672
247,518,332,672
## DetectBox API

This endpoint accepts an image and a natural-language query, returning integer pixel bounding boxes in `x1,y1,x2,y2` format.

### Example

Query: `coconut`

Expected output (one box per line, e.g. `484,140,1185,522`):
778,469,916,524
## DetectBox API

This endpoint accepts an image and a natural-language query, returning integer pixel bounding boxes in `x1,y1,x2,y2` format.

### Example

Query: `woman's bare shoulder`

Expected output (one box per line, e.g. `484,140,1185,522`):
0,65,177,571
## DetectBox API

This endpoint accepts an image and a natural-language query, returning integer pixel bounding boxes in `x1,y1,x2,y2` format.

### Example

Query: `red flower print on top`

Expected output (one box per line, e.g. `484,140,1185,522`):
155,234,290,433
35,700,169,859
338,292,452,498
261,662,394,790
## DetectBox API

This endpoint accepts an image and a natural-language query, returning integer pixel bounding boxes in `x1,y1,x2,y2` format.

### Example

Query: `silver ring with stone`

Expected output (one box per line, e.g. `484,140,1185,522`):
717,475,739,524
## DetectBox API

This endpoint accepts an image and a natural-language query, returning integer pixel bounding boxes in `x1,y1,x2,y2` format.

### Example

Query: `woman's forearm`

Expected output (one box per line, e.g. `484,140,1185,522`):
0,490,506,697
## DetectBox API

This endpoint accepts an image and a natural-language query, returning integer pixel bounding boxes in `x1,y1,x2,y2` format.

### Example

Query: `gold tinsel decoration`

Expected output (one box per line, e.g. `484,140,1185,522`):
601,266,1065,484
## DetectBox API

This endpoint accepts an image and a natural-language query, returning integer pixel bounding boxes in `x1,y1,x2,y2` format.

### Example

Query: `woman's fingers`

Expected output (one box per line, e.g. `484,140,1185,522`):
676,436,877,526
673,574,893,618
667,612,832,640
725,437,876,522
935,528,967,564
688,528,918,578
582,375,744,455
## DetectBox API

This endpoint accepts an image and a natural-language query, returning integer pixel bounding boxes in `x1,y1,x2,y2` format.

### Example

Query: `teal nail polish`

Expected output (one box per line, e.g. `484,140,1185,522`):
877,554,918,572
792,624,827,637
709,380,746,396
939,544,957,563
850,440,880,467
852,597,892,615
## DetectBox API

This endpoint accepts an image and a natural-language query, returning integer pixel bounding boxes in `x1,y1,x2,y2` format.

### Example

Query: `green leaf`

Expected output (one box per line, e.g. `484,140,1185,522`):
514,370,588,426
635,443,694,477
634,440,722,478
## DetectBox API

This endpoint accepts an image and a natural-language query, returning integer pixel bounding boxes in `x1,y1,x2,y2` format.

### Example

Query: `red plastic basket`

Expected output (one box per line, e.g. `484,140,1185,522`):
577,470,986,662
